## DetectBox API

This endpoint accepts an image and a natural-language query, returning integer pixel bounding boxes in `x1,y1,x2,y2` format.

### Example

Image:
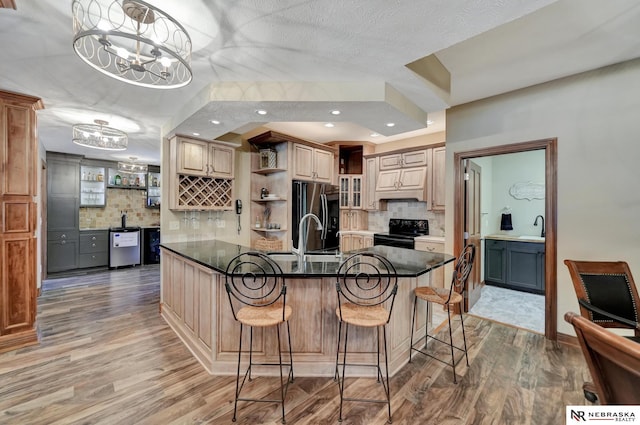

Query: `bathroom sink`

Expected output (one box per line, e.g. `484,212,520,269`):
517,235,545,241
267,252,342,263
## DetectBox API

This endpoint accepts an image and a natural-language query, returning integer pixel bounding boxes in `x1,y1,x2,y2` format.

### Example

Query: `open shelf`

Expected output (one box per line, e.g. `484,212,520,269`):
252,197,286,202
252,228,287,232
251,167,287,175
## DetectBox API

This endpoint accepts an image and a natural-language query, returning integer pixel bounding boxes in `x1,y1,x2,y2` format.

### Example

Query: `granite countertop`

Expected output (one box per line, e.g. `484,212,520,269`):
160,239,455,278
484,234,545,243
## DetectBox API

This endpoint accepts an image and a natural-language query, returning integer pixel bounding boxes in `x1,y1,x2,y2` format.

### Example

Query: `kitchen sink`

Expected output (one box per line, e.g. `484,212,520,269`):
267,252,342,263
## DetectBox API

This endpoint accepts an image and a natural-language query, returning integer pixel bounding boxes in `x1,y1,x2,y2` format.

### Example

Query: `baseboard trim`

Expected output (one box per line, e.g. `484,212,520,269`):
0,329,39,353
557,332,579,348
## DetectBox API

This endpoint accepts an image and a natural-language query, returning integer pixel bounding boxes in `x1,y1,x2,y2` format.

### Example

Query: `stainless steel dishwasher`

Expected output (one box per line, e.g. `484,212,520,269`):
109,227,141,268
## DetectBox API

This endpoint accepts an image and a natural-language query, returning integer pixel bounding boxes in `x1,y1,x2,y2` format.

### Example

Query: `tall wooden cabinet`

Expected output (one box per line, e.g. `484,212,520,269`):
0,90,43,353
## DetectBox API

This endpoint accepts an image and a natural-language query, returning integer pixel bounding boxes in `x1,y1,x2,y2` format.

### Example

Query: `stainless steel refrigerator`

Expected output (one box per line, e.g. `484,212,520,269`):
292,180,340,252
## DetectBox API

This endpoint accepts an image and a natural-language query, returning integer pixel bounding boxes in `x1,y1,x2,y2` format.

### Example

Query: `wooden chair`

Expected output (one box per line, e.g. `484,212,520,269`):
335,252,398,424
564,260,640,339
564,312,640,405
564,259,640,402
224,252,293,424
409,244,475,383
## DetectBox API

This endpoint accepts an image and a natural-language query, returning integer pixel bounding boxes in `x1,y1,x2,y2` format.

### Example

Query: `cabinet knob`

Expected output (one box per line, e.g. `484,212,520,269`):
92,243,96,247
61,234,66,239
91,236,96,240
61,240,66,245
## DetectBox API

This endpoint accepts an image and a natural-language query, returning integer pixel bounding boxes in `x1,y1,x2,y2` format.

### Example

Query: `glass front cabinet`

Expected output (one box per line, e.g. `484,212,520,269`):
80,164,106,207
146,166,161,208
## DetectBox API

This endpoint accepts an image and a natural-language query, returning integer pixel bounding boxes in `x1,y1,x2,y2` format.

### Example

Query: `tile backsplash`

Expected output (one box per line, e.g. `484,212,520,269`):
79,188,160,229
367,201,444,235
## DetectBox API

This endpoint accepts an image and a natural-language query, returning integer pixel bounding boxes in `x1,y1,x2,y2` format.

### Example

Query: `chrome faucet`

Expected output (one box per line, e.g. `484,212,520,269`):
294,213,323,260
533,215,545,237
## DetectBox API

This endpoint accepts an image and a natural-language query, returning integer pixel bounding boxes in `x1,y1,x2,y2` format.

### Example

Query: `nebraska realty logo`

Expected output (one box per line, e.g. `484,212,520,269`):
566,406,639,422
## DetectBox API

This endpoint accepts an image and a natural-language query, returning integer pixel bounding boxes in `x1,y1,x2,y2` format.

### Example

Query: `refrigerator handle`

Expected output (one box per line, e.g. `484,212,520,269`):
320,193,328,240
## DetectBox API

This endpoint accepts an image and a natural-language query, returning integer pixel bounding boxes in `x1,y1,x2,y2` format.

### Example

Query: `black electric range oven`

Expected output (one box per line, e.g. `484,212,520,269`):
373,219,429,250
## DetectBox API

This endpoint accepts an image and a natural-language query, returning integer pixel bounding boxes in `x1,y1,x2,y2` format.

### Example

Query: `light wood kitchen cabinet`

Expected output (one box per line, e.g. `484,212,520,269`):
177,136,234,178
430,146,445,211
340,232,373,252
292,143,334,183
363,156,383,211
340,209,367,231
0,90,42,353
169,136,235,211
415,239,445,288
339,175,362,209
376,167,427,193
379,149,428,170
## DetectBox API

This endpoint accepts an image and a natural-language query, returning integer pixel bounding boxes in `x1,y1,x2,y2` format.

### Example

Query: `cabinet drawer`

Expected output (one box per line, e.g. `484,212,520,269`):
80,231,108,253
48,230,79,242
79,252,108,268
415,241,443,252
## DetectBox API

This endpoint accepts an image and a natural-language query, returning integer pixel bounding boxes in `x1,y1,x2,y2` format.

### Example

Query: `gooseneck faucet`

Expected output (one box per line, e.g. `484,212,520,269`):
294,213,323,260
533,215,545,237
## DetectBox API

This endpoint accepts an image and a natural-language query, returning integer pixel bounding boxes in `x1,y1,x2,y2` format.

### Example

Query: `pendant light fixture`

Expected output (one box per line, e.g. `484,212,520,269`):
118,156,148,173
72,0,192,89
72,119,128,151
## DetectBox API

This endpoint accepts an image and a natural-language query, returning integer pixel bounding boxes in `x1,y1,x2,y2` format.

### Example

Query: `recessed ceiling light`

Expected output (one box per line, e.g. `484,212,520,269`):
192,132,200,136
370,133,380,137
324,123,335,128
385,122,395,127
426,120,434,125
210,119,221,125
256,109,267,115
330,110,341,115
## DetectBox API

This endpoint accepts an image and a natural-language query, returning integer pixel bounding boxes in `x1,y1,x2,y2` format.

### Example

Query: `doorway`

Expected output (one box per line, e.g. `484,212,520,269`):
454,138,557,340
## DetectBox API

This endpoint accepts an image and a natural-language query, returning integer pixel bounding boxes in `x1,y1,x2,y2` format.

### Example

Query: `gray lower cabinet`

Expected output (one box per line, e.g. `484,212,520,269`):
47,230,79,273
484,239,507,284
484,238,545,294
47,152,81,273
79,230,109,268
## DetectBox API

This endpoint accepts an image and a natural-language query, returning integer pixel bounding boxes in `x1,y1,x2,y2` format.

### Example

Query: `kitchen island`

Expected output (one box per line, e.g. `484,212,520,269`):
160,240,455,377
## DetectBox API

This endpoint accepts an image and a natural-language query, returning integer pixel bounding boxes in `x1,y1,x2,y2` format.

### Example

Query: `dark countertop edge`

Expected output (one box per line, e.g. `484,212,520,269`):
160,241,455,278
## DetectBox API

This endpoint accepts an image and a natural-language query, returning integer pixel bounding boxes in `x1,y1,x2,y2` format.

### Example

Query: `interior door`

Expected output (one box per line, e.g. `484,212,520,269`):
464,160,482,311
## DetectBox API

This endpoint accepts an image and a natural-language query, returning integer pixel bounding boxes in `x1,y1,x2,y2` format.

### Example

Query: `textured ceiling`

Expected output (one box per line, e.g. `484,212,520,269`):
1,0,639,165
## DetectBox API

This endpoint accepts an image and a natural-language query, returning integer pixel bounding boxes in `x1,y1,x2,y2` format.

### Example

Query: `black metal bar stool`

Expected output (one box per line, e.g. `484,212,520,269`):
224,252,294,424
409,244,475,383
334,252,398,423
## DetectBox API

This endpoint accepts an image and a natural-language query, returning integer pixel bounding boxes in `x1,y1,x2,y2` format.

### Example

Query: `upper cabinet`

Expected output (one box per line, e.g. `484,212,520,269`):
80,164,106,207
292,143,334,183
177,136,234,178
339,175,363,209
146,166,161,208
169,135,236,211
379,149,428,170
430,146,445,211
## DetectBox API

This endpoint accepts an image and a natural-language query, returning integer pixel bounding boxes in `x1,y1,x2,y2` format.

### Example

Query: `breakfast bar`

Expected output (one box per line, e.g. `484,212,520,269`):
160,240,455,377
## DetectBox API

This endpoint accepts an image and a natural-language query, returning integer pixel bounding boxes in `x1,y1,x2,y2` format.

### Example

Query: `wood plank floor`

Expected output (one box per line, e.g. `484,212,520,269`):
1,265,591,424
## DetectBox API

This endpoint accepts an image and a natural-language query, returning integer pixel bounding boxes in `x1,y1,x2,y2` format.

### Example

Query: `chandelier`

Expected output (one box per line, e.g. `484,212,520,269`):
72,0,192,89
72,119,128,151
118,156,148,173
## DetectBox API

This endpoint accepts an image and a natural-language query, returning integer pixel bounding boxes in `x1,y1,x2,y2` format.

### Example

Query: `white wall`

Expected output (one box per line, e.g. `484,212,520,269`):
445,57,640,336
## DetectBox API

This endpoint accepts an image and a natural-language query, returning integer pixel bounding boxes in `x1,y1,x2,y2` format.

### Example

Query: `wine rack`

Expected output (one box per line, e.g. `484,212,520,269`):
173,175,233,210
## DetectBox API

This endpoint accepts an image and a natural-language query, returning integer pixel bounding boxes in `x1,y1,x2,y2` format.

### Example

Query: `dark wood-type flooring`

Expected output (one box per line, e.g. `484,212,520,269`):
0,265,591,424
